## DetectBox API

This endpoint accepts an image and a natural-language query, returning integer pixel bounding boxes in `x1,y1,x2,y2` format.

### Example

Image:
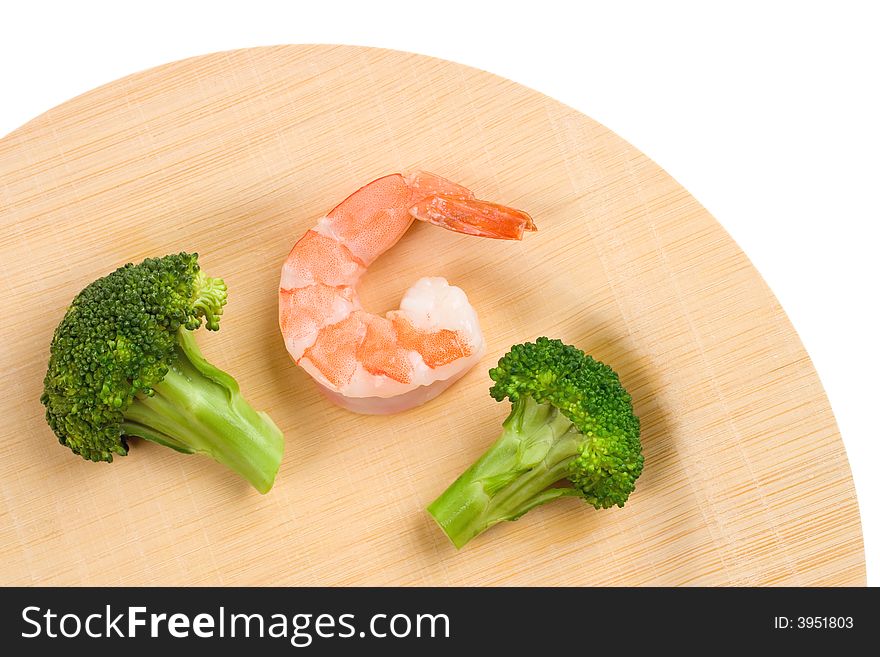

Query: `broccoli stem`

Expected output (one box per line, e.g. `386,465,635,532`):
427,396,584,548
121,328,283,493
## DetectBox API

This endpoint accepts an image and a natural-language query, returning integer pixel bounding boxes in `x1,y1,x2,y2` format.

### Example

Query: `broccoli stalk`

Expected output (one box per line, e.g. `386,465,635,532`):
120,328,283,493
41,253,284,493
428,338,643,548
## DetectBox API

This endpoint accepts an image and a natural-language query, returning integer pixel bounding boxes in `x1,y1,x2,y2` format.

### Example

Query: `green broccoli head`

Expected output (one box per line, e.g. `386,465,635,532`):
41,253,283,493
428,337,643,547
41,253,225,461
489,337,643,509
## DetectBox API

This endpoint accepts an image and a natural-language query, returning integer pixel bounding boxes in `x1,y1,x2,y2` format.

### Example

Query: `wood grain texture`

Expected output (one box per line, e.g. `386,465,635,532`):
0,45,864,586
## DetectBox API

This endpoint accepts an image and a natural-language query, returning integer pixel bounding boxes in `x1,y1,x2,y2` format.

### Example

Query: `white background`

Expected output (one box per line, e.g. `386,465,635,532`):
2,1,877,584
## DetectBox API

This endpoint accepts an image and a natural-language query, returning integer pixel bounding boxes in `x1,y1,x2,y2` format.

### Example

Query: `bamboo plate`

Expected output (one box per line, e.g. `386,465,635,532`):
0,45,864,585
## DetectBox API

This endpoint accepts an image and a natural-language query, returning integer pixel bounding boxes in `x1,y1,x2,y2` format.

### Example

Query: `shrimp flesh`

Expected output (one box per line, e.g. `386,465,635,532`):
279,172,535,414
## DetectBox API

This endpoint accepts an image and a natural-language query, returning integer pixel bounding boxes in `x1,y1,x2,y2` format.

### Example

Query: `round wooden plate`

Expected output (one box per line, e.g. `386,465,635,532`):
0,46,864,585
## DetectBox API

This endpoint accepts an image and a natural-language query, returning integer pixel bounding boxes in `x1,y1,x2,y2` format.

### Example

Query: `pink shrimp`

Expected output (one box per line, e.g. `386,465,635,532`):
279,171,535,414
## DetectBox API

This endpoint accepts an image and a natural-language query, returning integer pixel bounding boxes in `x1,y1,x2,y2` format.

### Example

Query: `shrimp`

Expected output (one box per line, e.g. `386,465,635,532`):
279,171,535,414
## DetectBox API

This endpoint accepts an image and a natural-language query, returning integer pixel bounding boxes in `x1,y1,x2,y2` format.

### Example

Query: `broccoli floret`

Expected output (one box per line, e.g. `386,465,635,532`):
40,253,284,493
427,337,643,547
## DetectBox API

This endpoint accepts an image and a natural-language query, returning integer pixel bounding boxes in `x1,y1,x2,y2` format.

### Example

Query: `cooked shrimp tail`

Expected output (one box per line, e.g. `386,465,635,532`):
410,193,536,240
406,171,536,240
